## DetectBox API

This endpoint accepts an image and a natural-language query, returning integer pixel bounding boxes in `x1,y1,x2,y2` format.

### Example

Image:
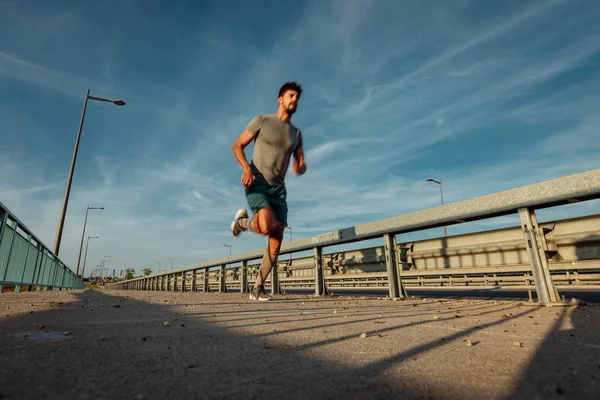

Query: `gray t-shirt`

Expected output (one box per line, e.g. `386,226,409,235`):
245,114,303,187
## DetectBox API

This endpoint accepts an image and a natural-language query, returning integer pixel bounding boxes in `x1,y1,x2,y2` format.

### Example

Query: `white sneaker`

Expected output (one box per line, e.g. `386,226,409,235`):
231,208,249,237
249,285,272,301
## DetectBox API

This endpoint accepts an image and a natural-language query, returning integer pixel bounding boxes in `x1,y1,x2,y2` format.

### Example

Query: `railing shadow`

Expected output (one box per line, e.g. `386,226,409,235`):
506,305,600,398
507,234,600,398
1,287,599,399
0,289,462,399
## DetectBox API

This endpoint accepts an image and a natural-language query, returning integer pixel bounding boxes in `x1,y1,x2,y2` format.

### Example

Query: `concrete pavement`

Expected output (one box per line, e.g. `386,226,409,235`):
1,289,599,399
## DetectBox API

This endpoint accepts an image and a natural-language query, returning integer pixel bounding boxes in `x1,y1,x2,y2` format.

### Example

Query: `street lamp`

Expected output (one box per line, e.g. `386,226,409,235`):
53,89,125,256
75,205,104,277
426,178,447,237
285,226,292,261
168,257,174,269
224,244,232,256
81,235,99,280
100,255,110,279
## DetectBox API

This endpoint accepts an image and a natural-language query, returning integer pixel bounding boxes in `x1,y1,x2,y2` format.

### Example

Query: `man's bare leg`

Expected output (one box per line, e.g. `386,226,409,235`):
254,223,284,288
236,207,284,300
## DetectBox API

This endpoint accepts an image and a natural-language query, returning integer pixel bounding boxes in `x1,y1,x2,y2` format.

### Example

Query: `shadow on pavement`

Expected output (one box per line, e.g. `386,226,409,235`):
507,304,600,399
0,289,598,399
507,234,600,398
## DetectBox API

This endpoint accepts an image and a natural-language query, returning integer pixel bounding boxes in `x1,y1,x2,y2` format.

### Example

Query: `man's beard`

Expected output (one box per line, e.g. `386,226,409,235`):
287,104,297,114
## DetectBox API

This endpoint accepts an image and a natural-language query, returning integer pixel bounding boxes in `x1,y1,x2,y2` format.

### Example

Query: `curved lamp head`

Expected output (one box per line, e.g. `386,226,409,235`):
426,178,434,182
113,100,126,106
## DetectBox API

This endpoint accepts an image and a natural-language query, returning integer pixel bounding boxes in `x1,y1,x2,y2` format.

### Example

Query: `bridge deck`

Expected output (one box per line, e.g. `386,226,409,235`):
1,289,599,399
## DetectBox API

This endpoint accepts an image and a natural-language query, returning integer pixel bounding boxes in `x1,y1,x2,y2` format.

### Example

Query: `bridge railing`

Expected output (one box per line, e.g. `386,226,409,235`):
107,168,600,305
0,201,84,292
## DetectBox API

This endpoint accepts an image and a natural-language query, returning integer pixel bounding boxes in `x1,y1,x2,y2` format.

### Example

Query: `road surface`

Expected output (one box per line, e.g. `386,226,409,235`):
1,289,599,399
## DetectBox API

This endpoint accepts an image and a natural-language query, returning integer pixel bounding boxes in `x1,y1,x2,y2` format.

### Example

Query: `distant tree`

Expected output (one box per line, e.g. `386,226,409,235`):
124,268,135,280
142,267,152,276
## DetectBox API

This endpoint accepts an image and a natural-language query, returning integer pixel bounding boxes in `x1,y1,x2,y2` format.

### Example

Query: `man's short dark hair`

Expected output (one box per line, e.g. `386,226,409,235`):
278,81,303,98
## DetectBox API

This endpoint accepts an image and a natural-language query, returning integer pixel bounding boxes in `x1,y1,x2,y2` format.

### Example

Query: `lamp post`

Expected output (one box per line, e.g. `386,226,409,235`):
168,258,174,269
224,244,232,256
426,178,447,237
81,235,98,280
75,205,104,277
285,226,292,261
53,89,125,256
100,255,110,279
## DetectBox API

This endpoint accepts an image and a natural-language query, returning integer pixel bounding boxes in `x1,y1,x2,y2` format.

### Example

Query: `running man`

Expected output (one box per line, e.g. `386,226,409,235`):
231,81,307,301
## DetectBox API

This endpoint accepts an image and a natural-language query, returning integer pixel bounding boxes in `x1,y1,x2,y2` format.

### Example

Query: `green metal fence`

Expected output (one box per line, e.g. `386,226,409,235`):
0,200,84,293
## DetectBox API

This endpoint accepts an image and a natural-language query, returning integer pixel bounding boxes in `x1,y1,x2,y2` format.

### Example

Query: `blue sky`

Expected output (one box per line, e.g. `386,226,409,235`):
1,0,599,277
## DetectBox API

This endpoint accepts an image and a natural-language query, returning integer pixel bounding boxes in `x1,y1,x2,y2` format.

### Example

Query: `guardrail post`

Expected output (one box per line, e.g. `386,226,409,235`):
31,243,43,292
518,208,560,305
313,247,328,296
271,260,281,296
203,267,209,292
192,270,197,291
0,211,7,293
219,264,227,293
384,233,408,298
181,272,186,292
240,260,248,293
15,233,34,293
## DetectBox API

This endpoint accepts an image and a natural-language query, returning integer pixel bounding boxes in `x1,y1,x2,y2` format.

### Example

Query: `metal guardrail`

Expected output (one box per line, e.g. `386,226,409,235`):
133,214,600,293
0,200,84,292
108,168,600,305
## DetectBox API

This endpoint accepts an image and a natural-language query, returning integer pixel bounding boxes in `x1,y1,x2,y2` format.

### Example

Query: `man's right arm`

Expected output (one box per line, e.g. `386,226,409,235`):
233,128,256,162
232,116,261,187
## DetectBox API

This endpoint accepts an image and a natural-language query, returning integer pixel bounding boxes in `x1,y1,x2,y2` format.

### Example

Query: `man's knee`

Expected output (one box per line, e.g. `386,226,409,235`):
268,224,285,255
271,223,285,240
256,208,278,235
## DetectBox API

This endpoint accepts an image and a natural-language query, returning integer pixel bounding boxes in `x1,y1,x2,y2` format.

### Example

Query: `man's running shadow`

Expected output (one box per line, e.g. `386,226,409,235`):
507,234,600,399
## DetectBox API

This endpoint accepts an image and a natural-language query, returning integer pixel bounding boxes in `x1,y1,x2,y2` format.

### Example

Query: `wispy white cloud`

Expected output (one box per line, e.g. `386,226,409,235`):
1,0,599,277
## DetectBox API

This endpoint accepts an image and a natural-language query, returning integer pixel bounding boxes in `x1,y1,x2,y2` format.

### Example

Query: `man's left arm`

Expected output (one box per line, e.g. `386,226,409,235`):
292,131,307,176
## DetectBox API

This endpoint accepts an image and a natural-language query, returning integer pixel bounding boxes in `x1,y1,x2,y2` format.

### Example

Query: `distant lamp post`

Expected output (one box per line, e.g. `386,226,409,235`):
426,178,447,237
168,257,174,269
75,205,104,277
285,226,292,261
53,89,125,256
100,255,110,279
81,235,99,280
224,244,232,256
